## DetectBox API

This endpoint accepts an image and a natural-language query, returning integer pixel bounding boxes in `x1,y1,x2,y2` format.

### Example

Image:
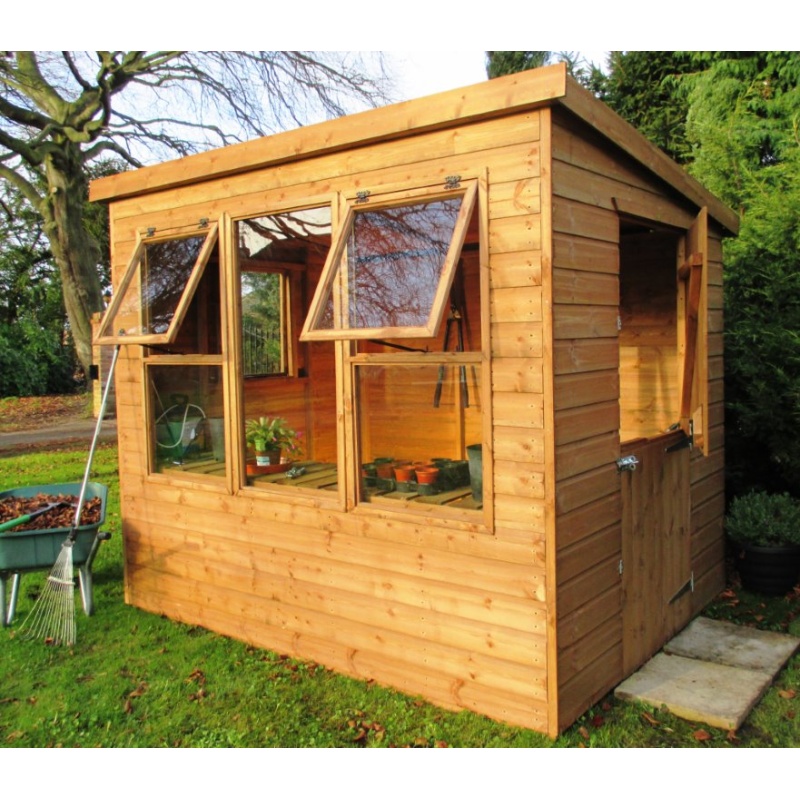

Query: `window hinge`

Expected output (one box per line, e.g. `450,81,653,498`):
199,217,209,228
445,175,462,190
666,420,693,452
146,227,156,238
355,190,371,204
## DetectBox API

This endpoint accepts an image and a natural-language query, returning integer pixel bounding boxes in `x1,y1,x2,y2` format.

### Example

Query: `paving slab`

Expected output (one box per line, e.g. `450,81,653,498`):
615,617,800,730
615,652,772,730
664,617,799,674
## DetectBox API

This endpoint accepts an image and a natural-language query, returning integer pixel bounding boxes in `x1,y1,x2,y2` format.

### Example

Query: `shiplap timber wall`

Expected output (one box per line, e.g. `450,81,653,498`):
107,110,552,731
549,110,727,730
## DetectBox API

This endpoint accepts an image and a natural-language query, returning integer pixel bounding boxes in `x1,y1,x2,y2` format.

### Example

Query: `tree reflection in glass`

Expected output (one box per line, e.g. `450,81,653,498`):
323,197,463,331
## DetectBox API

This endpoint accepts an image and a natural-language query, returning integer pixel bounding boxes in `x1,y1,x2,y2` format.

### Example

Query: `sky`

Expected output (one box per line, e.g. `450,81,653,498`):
387,51,611,103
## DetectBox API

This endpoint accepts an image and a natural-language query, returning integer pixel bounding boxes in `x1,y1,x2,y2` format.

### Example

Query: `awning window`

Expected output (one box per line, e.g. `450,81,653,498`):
301,182,477,341
95,222,219,345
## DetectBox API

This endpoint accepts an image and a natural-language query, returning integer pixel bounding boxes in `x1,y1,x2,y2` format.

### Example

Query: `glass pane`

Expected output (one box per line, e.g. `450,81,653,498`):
356,363,483,510
103,233,208,339
237,208,338,492
318,196,465,332
148,364,226,478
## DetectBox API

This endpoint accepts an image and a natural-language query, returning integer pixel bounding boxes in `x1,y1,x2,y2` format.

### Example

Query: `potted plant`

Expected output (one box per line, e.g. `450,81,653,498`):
245,416,302,466
725,490,800,594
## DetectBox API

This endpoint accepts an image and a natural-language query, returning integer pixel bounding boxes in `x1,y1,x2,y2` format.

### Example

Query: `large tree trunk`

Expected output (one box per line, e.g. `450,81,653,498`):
40,153,105,377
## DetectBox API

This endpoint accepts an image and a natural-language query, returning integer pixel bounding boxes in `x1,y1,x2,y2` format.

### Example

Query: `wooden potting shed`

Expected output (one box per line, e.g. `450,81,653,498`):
90,63,737,736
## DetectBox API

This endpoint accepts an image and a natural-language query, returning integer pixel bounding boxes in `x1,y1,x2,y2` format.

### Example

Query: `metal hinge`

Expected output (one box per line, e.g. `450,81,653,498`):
666,419,694,452
445,175,462,190
618,559,624,575
616,454,639,473
355,190,371,204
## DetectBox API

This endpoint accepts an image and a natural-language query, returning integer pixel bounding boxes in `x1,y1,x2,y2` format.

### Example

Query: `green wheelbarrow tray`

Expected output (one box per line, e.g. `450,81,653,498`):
0,482,110,627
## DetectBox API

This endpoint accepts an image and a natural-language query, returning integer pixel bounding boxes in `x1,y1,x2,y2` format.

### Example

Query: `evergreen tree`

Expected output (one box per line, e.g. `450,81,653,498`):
684,52,800,495
599,51,699,163
486,52,551,78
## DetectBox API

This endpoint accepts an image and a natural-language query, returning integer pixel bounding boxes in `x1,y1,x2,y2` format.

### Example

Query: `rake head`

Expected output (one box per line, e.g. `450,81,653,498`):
18,540,76,646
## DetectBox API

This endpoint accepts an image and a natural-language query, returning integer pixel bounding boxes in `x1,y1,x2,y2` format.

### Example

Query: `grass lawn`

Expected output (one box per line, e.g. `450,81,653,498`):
0,443,798,749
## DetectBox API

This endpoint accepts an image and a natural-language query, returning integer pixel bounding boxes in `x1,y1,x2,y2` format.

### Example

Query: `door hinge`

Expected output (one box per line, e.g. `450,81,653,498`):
616,454,639,473
618,559,624,575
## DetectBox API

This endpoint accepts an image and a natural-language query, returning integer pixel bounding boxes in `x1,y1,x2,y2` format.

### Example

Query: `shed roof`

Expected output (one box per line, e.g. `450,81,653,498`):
90,63,738,236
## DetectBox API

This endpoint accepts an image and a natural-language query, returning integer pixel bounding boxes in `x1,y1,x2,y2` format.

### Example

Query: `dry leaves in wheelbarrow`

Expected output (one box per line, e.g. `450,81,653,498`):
0,493,102,532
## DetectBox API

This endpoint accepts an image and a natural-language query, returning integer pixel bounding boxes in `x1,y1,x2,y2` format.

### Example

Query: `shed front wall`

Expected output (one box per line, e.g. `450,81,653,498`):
549,110,726,730
109,111,553,731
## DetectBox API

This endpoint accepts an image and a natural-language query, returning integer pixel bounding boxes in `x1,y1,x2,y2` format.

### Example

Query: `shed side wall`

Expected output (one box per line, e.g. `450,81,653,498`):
549,111,726,730
108,111,551,731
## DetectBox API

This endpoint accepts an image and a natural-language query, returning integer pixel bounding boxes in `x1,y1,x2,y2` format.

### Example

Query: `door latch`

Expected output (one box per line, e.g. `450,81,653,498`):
616,455,639,473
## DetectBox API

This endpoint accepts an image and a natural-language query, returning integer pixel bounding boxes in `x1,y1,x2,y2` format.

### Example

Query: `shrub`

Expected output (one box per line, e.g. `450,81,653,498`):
725,491,800,548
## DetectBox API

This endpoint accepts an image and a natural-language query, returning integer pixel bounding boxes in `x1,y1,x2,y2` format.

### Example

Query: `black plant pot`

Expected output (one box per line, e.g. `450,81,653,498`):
732,541,800,595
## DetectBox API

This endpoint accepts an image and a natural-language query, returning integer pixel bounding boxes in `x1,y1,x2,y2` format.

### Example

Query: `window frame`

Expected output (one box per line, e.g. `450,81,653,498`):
239,265,291,379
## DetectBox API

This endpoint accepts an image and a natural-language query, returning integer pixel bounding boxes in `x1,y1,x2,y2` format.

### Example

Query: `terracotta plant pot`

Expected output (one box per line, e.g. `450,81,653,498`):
393,463,417,482
415,465,439,485
374,458,395,479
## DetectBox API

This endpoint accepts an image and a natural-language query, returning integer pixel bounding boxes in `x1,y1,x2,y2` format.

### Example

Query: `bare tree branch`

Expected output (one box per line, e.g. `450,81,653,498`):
0,50,390,375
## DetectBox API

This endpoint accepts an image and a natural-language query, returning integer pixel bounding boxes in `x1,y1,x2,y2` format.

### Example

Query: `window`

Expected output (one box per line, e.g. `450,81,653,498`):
96,220,227,479
148,363,226,476
618,208,709,455
241,270,288,377
301,182,477,341
96,222,218,346
302,181,486,515
236,208,336,488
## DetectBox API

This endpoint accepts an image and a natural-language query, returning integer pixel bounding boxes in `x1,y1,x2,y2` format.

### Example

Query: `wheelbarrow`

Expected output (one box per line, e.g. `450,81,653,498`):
0,482,110,627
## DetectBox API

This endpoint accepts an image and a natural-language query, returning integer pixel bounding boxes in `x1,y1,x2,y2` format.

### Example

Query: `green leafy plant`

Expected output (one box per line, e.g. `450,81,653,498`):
244,416,302,456
725,491,800,548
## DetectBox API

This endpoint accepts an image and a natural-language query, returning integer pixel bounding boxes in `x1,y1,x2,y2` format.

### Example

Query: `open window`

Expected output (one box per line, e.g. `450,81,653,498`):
618,208,709,455
301,181,477,341
96,222,219,346
96,220,228,479
295,180,486,516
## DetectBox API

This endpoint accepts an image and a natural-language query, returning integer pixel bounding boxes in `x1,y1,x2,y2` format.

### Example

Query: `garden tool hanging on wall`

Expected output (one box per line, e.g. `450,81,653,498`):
433,302,469,409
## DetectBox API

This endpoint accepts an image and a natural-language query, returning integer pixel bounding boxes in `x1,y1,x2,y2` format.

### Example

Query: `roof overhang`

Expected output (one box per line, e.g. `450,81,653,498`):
90,62,738,237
